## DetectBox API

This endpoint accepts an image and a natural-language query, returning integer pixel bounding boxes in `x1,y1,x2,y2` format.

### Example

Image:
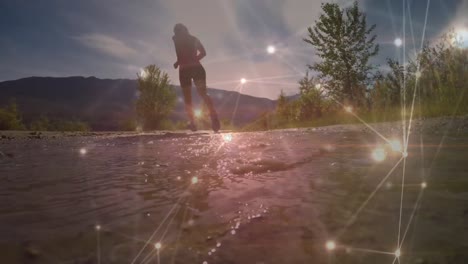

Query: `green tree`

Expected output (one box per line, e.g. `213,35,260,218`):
298,71,326,119
0,99,25,130
304,1,379,107
30,115,51,131
135,65,176,130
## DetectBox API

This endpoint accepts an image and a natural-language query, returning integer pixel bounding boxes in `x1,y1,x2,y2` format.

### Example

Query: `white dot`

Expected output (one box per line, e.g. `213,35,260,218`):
194,108,202,118
216,242,221,247
155,242,162,250
402,151,408,158
315,83,321,89
372,147,387,162
95,225,101,231
326,240,336,251
344,106,353,113
79,148,87,155
240,78,247,84
421,182,427,189
177,176,181,180
231,230,236,235
267,45,276,54
394,38,403,47
223,133,233,142
191,177,198,184
395,249,401,257
203,262,208,264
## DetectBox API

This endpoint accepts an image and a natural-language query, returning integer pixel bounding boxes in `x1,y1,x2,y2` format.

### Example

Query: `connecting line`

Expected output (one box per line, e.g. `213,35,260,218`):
138,198,186,264
337,157,404,238
347,246,395,256
405,0,431,150
231,84,243,125
400,189,424,247
397,156,407,248
130,190,188,264
248,80,299,86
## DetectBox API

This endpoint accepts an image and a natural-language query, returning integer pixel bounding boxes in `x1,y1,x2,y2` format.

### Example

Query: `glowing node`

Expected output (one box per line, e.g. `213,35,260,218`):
325,240,336,251
315,83,321,89
394,38,403,47
155,242,162,250
223,133,233,142
267,45,276,54
231,230,236,235
402,151,408,158
421,182,427,189
95,224,101,231
240,78,247,84
372,147,386,162
454,29,468,47
344,106,353,113
216,242,221,247
389,139,402,152
194,108,202,118
394,249,401,258
79,148,87,155
177,176,181,180
415,71,422,79
191,176,198,184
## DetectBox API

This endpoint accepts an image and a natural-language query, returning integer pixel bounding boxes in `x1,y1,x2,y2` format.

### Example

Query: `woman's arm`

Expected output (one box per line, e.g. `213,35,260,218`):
195,38,206,61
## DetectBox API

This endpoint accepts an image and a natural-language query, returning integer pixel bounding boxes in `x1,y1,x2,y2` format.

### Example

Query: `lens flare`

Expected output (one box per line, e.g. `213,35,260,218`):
223,133,233,142
240,78,247,84
394,38,403,47
155,242,161,250
372,147,386,162
191,176,198,184
325,240,336,251
79,148,87,155
267,45,276,54
194,108,202,118
389,139,402,152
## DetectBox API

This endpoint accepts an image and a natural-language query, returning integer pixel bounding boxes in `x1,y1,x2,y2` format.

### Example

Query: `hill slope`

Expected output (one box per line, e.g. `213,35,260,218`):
0,77,276,130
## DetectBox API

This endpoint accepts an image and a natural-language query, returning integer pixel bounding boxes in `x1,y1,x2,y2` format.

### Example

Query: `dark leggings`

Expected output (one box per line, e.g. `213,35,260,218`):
179,65,218,122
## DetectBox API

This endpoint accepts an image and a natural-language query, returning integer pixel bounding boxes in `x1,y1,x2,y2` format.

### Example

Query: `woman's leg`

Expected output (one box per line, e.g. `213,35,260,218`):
179,68,196,129
193,65,220,132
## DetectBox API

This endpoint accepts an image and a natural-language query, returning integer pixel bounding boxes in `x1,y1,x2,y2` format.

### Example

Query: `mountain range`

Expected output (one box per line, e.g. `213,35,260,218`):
0,77,278,130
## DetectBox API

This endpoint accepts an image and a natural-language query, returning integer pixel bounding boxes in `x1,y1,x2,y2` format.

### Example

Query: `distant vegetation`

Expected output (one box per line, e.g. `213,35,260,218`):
0,100,89,132
244,1,468,131
135,65,177,131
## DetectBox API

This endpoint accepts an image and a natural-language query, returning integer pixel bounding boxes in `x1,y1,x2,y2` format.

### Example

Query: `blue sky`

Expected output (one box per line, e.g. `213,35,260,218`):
0,0,467,99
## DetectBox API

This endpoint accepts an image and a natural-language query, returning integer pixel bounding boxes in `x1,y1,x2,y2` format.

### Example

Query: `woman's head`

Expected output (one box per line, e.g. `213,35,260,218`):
173,23,189,37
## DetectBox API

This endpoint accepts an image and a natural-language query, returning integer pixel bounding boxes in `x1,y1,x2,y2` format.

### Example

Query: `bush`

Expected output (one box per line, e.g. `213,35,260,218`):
0,100,25,130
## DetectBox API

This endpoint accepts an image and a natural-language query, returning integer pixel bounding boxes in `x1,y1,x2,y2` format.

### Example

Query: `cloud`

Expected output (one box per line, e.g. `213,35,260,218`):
73,33,137,59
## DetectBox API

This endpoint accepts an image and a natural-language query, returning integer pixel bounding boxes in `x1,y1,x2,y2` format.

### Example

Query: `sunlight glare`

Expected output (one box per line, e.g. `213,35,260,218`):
326,240,336,251
394,38,403,47
267,45,276,54
240,78,247,84
372,147,386,162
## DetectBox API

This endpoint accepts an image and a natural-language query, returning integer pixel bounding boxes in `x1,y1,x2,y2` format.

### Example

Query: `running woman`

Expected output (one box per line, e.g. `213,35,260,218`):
172,23,220,132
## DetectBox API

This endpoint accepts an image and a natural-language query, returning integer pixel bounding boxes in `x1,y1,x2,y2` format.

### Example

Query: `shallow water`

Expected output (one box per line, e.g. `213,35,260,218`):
1,130,468,263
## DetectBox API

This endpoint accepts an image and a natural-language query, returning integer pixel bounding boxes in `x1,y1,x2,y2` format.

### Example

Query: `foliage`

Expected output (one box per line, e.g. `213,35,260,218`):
304,1,379,107
135,65,176,130
0,100,26,130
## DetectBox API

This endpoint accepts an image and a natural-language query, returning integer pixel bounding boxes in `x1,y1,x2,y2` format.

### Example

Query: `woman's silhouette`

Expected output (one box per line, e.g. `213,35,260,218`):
172,23,220,132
